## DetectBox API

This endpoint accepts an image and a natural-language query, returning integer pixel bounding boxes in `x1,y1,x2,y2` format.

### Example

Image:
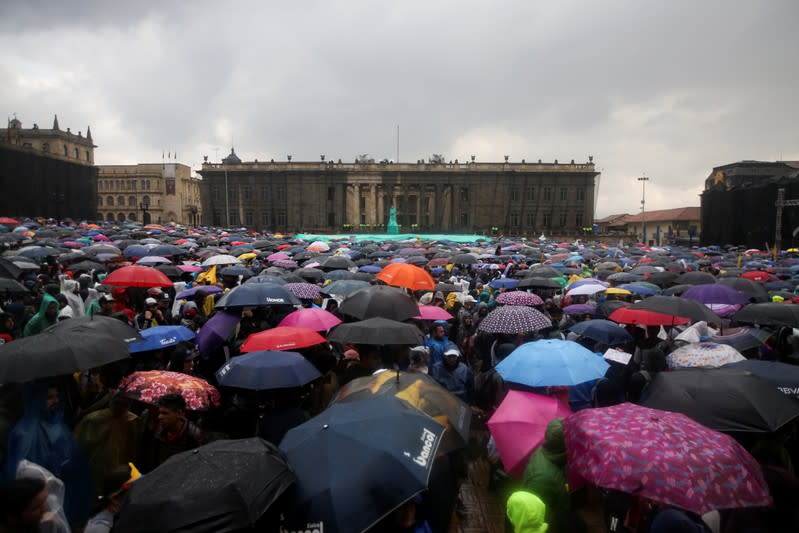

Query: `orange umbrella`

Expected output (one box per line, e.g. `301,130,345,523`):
375,263,435,291
240,326,326,352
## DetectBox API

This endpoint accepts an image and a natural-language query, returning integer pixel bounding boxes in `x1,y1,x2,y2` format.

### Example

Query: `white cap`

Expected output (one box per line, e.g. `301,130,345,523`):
145,297,158,306
444,348,460,358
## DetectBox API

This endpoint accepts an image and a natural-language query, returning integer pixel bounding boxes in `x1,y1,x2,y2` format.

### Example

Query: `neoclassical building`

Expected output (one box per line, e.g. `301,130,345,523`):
198,149,598,235
97,163,202,225
0,115,96,165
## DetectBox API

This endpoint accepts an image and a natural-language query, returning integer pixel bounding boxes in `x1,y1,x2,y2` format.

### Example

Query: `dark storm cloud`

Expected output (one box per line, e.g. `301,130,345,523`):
1,0,797,216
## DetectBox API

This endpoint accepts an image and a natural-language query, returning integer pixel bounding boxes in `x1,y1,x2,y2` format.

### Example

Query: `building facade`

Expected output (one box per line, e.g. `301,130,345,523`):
97,163,202,225
198,150,598,235
1,115,96,165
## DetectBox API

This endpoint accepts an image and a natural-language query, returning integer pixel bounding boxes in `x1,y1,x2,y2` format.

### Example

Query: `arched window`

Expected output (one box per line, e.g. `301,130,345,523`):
97,196,103,207
142,195,150,207
42,143,50,153
74,147,79,158
128,213,136,221
128,196,136,207
106,196,114,207
106,213,115,222
63,145,68,156
117,213,126,222
117,196,124,206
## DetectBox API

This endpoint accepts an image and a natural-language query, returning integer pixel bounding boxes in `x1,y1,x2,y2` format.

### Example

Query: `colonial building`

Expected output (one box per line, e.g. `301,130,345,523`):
0,115,97,220
97,163,202,225
623,207,701,246
198,150,598,235
1,115,96,165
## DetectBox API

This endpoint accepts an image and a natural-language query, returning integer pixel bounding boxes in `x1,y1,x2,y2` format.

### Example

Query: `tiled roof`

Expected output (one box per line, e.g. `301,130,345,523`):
623,206,700,223
594,213,629,224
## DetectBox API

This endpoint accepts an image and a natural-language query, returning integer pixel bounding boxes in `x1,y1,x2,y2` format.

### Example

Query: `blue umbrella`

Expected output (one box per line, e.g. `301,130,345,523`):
129,325,197,353
489,278,519,290
279,395,445,533
358,265,382,273
496,339,610,387
219,266,254,278
123,244,150,258
619,283,659,296
215,350,321,390
568,319,633,346
175,285,224,300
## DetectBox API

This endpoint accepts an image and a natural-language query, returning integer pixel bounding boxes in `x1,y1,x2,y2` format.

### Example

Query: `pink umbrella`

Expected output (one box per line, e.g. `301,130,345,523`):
487,390,571,478
413,305,454,321
177,264,203,273
267,252,290,262
278,307,342,332
92,234,110,241
495,291,544,307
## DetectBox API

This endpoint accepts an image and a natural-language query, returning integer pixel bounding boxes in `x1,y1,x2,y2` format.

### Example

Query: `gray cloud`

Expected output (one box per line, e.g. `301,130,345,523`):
1,0,797,217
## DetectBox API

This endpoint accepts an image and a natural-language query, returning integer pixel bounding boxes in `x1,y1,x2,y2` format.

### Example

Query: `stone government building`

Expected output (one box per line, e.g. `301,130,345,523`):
199,149,599,234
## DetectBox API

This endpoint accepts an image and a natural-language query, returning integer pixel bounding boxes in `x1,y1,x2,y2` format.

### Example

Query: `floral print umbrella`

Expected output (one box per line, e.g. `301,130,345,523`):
119,370,221,410
495,291,544,307
284,282,321,300
666,342,746,369
564,403,771,515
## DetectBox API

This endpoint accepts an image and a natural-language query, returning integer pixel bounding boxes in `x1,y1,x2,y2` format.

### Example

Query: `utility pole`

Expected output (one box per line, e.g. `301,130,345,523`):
637,175,649,244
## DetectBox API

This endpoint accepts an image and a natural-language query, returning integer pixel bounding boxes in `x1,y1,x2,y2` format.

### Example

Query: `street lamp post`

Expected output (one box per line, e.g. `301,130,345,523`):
638,176,649,244
139,197,150,225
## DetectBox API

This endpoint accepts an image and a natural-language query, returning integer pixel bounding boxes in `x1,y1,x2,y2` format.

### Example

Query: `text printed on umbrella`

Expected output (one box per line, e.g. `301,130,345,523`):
404,427,438,467
280,522,324,533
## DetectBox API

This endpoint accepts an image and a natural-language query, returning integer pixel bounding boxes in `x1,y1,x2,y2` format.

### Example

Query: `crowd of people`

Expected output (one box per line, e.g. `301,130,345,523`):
0,219,798,532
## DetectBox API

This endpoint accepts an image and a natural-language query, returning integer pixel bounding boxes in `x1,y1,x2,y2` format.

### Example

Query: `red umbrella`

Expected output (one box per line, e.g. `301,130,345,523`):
741,271,775,282
0,217,20,225
103,265,173,288
375,263,435,291
119,370,220,410
241,326,326,352
278,308,342,331
608,307,691,326
414,305,454,321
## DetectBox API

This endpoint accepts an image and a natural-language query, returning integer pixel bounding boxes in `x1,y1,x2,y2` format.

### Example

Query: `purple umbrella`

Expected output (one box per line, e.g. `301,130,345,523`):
284,282,321,300
682,284,749,306
175,285,223,300
196,310,241,357
495,291,544,307
563,303,597,316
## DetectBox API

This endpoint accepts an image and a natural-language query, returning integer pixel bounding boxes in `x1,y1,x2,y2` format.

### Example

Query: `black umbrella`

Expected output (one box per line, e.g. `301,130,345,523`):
296,267,324,282
245,275,286,285
322,270,357,281
320,256,356,271
661,284,693,296
115,438,295,533
0,316,137,382
328,317,424,346
215,283,300,309
677,271,717,286
645,271,680,287
596,300,631,318
527,266,562,278
630,295,721,323
517,277,562,289
451,253,478,265
723,360,799,398
0,278,28,293
319,280,370,297
434,282,460,294
717,278,770,303
732,303,799,327
148,244,188,257
279,395,444,533
0,257,22,279
68,260,106,273
155,264,183,279
640,368,799,433
338,285,419,321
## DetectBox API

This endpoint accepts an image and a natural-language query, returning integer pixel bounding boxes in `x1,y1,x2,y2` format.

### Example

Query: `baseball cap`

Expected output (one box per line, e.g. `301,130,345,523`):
100,293,115,302
444,348,460,358
145,297,158,306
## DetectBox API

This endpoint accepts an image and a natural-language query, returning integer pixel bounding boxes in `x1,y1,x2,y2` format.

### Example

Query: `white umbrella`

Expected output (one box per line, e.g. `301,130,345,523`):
567,283,608,297
201,254,242,267
136,256,172,265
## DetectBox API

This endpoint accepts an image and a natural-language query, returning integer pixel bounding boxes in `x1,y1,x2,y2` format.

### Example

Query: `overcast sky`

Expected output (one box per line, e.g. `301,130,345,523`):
2,0,797,217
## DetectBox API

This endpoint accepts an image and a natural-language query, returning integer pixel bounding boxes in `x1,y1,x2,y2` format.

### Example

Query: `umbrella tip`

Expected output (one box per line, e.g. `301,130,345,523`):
323,424,329,430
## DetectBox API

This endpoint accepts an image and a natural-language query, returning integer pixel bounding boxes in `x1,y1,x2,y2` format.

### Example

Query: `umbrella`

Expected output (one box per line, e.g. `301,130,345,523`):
517,277,562,289
451,253,478,264
682,284,749,305
709,327,772,353
0,316,136,383
216,350,321,390
219,266,254,278
279,395,445,533
68,260,106,273
246,275,286,286
608,306,691,326
414,305,454,321
320,255,356,270
562,303,596,316
496,339,609,387
677,271,718,285
568,319,633,346
119,370,221,410
114,438,295,533
103,265,173,288
717,278,770,302
328,317,424,346
0,257,22,279
333,370,471,454
566,284,607,297
18,247,60,259
201,254,241,267
214,283,300,309
724,359,799,398
175,285,224,300
135,256,172,266
241,326,327,352
278,307,342,332
319,279,370,297
476,306,552,334
666,342,746,369
0,278,28,293
296,267,325,282
495,291,544,307
489,278,520,290
630,295,722,323
0,217,20,225
564,403,771,515
283,282,321,300
147,244,188,257
732,303,799,327
322,270,357,281
128,325,197,353
640,368,799,432
487,390,571,478
196,310,241,358
338,285,420,321
375,263,435,291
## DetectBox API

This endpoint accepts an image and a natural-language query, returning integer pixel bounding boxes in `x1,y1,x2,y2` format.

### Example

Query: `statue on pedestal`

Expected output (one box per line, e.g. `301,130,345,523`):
387,205,399,235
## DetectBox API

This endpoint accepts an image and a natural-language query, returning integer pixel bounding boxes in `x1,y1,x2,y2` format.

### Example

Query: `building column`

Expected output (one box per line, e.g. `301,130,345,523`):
377,187,385,226
345,184,359,226
367,185,377,225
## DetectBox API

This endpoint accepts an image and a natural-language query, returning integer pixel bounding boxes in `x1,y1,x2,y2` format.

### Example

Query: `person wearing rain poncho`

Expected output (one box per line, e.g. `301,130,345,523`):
3,382,93,527
506,491,549,533
60,278,85,318
23,292,60,337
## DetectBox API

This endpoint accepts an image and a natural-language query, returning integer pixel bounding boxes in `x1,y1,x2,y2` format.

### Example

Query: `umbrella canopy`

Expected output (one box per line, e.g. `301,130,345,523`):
630,295,722,323
333,370,471,454
608,306,691,326
682,284,749,306
328,317,424,346
566,283,608,297
677,271,718,285
568,319,633,346
196,310,241,358
414,305,454,321
709,326,771,353
0,316,136,383
0,278,28,293
278,307,342,331
119,370,221,410
175,285,223,300
733,303,799,327
487,390,571,478
279,395,444,533
717,278,770,302
338,285,420,321
495,291,544,307
201,254,241,267
319,279,370,297
517,277,562,289
320,255,356,270
283,282,322,300
666,342,745,369
496,339,610,387
476,306,552,334
216,350,322,390
724,359,799,398
114,438,295,533
102,265,173,288
640,368,799,432
214,283,300,309
241,326,327,352
564,403,771,515
135,256,172,266
375,263,435,291
562,303,596,316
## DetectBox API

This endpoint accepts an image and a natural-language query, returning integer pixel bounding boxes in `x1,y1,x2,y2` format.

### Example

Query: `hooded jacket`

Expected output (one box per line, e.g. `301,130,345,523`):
522,418,572,532
23,292,60,337
507,491,548,533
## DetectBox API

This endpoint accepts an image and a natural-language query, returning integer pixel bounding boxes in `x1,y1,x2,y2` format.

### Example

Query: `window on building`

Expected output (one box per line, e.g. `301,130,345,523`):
359,196,366,211
86,151,90,161
560,188,568,202
42,143,50,153
360,213,367,225
510,188,519,202
97,196,103,207
128,196,136,207
276,211,286,226
74,148,79,158
106,213,115,222
543,187,552,201
243,186,252,199
460,212,468,227
117,196,125,206
543,213,551,228
559,212,567,227
276,187,286,201
576,213,583,228
106,196,114,206
525,188,535,201
146,180,151,190
63,145,68,156
510,212,520,227
142,195,150,207
212,186,220,201
526,213,535,227
261,186,270,201
128,213,136,220
245,211,253,226
576,188,584,202
328,187,335,201
117,213,126,222
460,187,469,202
328,212,335,227
261,211,271,227
141,180,145,190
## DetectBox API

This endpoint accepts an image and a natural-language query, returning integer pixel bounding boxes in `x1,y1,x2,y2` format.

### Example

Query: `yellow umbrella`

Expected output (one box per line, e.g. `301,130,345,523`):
237,252,257,261
605,287,632,296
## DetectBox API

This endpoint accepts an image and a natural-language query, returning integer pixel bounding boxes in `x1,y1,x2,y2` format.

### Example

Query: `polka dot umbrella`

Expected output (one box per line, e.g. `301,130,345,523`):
495,291,544,307
476,305,552,334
